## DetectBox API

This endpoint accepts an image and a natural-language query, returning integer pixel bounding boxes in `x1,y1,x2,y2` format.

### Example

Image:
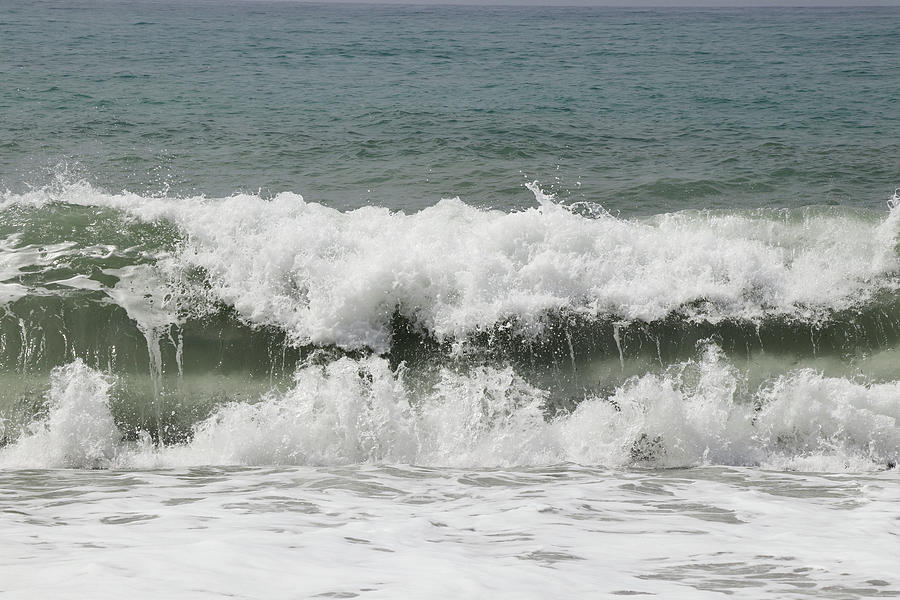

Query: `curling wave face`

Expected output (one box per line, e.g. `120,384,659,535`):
1,182,900,471
4,181,899,351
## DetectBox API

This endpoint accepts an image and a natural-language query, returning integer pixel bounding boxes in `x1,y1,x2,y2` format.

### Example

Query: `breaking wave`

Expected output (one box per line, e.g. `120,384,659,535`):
1,345,898,471
2,181,900,472
3,181,899,351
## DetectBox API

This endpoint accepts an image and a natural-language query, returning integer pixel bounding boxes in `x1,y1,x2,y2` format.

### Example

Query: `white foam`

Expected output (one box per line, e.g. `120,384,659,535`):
0,282,29,304
3,183,899,471
4,181,898,351
3,465,897,600
0,359,121,469
4,347,898,471
163,346,900,470
105,264,179,331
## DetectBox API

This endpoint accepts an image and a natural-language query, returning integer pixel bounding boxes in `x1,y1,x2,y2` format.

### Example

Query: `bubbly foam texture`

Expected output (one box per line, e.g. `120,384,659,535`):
3,182,899,350
3,184,900,472
3,347,897,471
0,360,121,469
106,264,180,331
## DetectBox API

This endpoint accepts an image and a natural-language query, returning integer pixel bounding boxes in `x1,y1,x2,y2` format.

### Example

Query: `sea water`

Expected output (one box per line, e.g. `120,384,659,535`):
1,2,900,598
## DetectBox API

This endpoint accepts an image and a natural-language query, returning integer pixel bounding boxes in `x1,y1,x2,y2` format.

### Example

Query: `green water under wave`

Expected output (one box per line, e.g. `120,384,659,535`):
3,275,900,444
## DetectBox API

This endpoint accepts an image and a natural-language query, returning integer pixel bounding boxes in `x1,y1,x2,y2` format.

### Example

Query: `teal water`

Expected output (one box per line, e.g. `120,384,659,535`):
2,2,898,213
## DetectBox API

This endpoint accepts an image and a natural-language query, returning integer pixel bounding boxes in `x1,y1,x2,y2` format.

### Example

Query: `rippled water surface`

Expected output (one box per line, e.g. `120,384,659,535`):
2,2,899,213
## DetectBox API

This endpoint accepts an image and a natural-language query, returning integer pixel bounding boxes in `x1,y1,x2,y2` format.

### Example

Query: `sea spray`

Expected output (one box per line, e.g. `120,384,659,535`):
3,345,898,471
146,345,900,470
0,359,121,468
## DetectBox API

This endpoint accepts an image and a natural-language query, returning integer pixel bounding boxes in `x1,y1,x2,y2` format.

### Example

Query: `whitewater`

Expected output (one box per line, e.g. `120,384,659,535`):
4,2,900,596
2,180,900,467
2,178,900,600
2,182,900,598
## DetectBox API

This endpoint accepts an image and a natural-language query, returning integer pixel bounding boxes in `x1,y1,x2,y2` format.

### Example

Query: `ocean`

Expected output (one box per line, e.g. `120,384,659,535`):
2,1,900,597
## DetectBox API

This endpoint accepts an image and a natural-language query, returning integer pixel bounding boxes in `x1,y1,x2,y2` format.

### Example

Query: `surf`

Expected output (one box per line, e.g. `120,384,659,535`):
2,182,900,470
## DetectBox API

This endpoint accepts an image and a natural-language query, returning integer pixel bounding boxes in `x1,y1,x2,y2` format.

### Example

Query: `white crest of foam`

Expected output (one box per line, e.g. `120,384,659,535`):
4,181,898,350
139,358,554,468
418,365,556,465
559,345,760,467
755,369,900,470
160,356,418,467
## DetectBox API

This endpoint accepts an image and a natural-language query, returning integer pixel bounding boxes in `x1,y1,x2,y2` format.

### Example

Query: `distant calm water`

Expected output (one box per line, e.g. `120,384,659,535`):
1,2,900,598
3,2,899,212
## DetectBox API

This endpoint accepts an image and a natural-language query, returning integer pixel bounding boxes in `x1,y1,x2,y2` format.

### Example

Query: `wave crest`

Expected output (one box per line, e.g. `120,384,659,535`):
3,182,899,352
